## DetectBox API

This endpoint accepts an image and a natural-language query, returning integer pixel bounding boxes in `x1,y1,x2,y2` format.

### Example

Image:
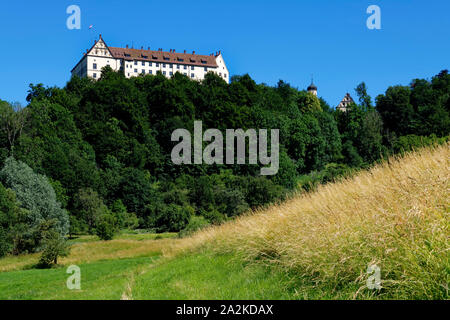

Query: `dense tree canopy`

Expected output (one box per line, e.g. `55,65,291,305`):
0,68,448,253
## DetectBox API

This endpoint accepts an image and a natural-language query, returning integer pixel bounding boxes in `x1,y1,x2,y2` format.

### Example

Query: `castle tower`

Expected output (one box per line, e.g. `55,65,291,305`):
307,78,317,96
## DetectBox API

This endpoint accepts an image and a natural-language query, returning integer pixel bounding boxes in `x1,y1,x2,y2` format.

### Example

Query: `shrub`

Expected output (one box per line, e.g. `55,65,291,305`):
73,188,108,233
38,229,70,268
95,213,118,240
214,187,249,218
0,226,11,257
151,204,192,233
201,207,226,225
393,134,448,154
179,216,210,238
111,199,139,230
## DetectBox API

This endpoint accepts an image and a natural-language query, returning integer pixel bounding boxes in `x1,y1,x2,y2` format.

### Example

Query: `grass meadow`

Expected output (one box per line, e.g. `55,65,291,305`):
0,144,448,300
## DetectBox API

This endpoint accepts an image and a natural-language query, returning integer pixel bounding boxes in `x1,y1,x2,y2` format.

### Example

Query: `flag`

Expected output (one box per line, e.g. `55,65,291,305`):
89,25,93,29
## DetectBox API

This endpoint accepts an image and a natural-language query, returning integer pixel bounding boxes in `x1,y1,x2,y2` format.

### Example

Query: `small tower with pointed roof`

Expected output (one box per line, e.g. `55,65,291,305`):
307,76,318,96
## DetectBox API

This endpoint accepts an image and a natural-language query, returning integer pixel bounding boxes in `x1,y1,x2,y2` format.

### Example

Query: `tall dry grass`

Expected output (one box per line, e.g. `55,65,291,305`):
170,144,449,299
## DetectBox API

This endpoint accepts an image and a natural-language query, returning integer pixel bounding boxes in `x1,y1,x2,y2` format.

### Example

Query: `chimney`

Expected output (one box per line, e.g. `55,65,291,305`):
141,46,143,50
184,50,186,53
126,45,129,49
148,47,150,50
99,34,102,39
193,51,195,55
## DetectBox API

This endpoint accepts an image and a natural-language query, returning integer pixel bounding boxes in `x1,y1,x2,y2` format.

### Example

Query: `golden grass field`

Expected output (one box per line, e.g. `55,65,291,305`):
169,143,449,298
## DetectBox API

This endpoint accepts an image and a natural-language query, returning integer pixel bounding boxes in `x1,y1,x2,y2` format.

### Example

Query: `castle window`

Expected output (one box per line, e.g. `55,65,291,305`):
142,61,145,66
93,73,97,78
156,63,159,67
184,65,187,70
163,64,166,68
191,73,194,78
142,70,145,74
93,63,97,70
191,66,195,70
163,71,166,75
177,65,180,69
170,71,173,76
134,69,138,73
134,61,137,65
148,62,152,67
149,70,152,74
204,67,207,71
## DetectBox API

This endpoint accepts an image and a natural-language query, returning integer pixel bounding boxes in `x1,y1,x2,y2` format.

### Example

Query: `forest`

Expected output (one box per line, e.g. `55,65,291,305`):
0,68,448,264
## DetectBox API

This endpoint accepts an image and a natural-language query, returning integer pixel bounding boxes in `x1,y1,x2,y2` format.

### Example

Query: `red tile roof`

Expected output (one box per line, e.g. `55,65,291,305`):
109,47,218,67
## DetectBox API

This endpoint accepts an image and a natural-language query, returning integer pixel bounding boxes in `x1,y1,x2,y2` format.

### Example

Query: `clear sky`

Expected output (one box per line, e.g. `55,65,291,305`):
0,0,449,107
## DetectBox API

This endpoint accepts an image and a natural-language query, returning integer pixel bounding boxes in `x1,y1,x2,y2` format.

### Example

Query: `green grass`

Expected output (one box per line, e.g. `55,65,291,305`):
0,256,157,300
0,250,299,300
133,251,297,299
0,243,445,300
0,248,381,300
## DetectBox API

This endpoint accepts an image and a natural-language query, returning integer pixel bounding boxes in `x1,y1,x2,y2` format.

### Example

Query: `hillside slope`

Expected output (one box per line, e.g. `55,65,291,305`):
0,144,448,300
163,144,449,299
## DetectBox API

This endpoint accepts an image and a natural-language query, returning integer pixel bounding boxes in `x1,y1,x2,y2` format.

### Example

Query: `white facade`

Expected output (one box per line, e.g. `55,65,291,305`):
337,93,354,112
71,36,229,83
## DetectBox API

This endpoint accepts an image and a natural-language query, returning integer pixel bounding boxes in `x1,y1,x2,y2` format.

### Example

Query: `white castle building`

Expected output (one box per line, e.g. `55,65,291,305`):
71,35,229,83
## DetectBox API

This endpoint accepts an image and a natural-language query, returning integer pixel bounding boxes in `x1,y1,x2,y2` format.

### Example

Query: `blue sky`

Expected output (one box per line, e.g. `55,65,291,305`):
0,0,448,107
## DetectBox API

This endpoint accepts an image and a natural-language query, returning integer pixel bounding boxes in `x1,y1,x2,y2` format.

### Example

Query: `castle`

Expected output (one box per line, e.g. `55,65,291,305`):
71,35,229,83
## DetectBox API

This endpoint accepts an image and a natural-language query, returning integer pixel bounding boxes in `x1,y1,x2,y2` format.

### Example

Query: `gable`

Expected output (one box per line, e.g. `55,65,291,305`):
88,38,113,58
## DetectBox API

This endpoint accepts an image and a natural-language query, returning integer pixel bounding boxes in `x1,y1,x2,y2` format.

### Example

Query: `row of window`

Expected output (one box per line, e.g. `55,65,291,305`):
133,69,195,77
93,71,227,80
130,61,206,71
92,62,227,78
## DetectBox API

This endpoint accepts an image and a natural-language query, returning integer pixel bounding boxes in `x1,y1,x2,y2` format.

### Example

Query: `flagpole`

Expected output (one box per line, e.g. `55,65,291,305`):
88,24,94,44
